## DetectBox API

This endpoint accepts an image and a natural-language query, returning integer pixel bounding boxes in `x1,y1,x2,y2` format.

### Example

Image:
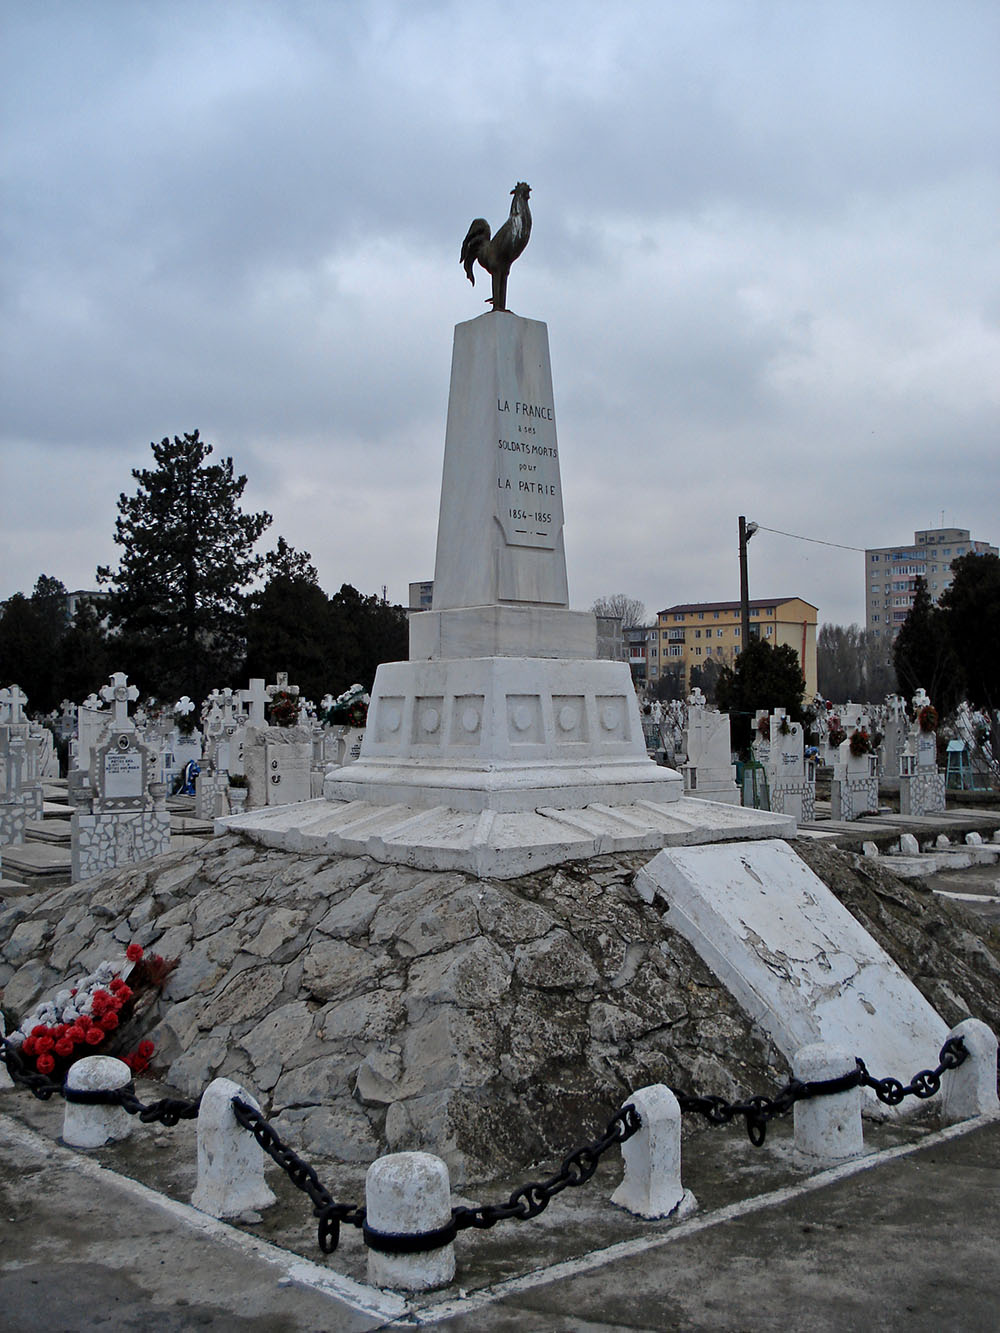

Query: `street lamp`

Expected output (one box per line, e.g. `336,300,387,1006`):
739,516,759,652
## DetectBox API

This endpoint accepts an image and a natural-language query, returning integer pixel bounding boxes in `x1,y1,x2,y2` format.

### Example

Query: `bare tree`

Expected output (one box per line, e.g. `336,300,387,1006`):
592,593,647,627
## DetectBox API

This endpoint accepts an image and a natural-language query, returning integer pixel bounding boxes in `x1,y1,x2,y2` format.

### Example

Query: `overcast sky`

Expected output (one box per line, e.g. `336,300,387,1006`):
2,0,997,629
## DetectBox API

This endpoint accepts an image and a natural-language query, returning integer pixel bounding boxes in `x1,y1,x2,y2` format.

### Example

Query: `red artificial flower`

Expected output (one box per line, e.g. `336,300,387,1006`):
110,977,126,993
36,1053,56,1074
85,1028,104,1046
76,1013,92,1029
137,1040,155,1059
91,990,113,1013
55,1038,74,1057
126,943,144,962
30,1025,48,1038
67,1025,85,1044
34,1035,54,1054
22,1037,37,1056
98,1011,119,1031
115,985,133,1004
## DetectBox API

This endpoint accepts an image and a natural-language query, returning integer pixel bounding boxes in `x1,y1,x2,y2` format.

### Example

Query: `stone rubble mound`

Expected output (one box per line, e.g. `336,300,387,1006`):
0,835,784,1181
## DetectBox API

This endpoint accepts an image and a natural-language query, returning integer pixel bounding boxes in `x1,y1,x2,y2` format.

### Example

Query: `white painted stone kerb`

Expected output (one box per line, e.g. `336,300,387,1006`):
365,1151,456,1292
610,1084,695,1219
941,1018,1000,1122
793,1043,864,1166
63,1055,133,1148
191,1078,277,1220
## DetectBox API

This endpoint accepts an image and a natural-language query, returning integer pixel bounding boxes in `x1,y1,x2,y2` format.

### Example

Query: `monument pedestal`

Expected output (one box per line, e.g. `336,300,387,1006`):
220,311,797,872
325,656,682,813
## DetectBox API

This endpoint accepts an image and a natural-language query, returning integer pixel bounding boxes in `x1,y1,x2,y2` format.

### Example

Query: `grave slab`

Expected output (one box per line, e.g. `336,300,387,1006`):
0,842,72,876
24,818,72,845
636,839,948,1112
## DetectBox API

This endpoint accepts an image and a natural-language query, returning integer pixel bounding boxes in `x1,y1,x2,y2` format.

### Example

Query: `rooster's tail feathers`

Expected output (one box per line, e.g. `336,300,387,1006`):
461,217,491,283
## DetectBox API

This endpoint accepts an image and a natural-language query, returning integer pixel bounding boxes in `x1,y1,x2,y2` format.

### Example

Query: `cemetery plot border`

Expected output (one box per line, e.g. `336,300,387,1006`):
0,1033,973,1260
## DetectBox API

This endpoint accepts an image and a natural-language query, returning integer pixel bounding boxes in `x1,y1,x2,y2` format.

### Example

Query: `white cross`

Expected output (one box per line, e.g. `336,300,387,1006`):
99,672,139,730
0,684,29,725
81,693,104,712
267,672,300,701
240,678,270,727
174,695,195,718
217,687,239,727
911,687,931,713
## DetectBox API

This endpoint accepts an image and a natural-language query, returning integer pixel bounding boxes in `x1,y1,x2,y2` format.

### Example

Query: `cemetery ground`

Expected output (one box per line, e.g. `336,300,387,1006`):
2,1077,998,1330
1,817,999,1330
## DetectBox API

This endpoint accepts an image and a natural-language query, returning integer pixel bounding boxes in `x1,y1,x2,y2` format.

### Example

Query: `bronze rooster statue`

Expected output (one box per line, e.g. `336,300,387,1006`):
461,182,532,312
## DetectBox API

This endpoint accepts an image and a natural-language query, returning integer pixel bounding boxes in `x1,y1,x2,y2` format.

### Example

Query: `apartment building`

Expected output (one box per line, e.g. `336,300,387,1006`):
649,597,818,696
865,527,997,639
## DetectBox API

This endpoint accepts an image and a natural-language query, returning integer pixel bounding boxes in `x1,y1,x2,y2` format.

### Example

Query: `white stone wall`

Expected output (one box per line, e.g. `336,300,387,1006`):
195,772,229,820
830,776,878,821
900,771,946,817
70,809,171,883
0,799,27,847
770,780,816,822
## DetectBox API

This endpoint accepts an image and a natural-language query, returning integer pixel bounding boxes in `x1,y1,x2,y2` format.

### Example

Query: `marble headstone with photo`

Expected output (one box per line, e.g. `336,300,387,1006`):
764,709,815,822
71,673,171,882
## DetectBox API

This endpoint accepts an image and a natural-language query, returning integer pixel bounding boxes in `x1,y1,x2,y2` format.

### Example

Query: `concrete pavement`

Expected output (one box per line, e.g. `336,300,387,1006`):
2,1095,997,1332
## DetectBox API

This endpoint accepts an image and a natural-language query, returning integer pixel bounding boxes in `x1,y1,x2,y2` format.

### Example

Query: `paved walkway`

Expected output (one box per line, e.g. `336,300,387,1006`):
2,1106,997,1331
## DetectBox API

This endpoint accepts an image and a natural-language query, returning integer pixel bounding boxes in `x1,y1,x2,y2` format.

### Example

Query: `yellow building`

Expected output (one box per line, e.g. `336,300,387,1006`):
652,597,818,698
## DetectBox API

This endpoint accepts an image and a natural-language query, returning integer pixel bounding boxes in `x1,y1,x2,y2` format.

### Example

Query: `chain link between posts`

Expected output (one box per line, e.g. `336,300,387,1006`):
1,1035,970,1255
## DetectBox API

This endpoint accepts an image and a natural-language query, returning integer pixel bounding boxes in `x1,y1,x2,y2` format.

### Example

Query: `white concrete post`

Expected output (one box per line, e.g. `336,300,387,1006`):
940,1019,999,1121
191,1078,277,1219
63,1055,134,1148
365,1151,455,1292
610,1084,689,1218
793,1043,864,1165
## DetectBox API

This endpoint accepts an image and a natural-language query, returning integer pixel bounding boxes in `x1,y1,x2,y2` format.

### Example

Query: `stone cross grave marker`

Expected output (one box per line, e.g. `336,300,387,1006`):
240,678,270,728
100,672,139,731
0,684,28,725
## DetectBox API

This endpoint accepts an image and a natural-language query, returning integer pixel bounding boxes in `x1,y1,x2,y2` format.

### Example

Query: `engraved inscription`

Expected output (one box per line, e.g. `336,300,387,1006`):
495,396,564,550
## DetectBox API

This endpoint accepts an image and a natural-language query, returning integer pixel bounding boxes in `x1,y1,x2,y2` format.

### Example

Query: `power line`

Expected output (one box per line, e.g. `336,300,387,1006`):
754,525,865,554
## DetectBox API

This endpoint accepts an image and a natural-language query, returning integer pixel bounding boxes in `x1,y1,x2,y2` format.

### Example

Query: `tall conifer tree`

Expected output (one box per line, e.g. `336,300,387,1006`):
98,431,271,701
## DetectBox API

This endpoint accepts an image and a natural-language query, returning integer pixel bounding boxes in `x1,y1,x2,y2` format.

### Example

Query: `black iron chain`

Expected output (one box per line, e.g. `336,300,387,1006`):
447,1103,641,1236
3,1039,200,1125
857,1034,967,1107
674,1036,967,1145
1,1041,63,1099
230,1096,365,1254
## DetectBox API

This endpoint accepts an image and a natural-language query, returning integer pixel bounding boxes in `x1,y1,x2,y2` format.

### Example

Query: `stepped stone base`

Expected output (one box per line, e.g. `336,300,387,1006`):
217,795,795,878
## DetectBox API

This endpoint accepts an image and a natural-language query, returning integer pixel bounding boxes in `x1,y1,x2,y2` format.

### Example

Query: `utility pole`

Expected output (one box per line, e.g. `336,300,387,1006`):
739,516,758,653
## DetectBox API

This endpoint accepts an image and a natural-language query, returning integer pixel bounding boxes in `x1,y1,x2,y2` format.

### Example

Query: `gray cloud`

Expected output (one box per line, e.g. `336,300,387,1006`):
2,0,998,632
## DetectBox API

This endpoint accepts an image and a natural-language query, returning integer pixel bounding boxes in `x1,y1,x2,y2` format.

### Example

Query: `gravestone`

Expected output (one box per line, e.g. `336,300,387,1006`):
681,689,739,806
765,709,815,822
0,685,43,843
239,675,312,811
900,688,945,816
71,693,107,778
70,672,170,882
830,734,879,821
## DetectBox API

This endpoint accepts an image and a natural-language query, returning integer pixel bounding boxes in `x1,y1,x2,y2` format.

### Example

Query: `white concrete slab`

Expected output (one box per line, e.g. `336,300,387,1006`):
636,840,948,1113
217,796,794,879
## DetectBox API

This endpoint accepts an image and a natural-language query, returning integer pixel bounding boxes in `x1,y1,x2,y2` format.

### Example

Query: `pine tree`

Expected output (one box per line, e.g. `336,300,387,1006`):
715,638,808,755
245,540,330,701
97,431,271,701
0,575,69,711
892,577,959,713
